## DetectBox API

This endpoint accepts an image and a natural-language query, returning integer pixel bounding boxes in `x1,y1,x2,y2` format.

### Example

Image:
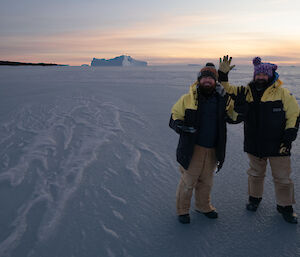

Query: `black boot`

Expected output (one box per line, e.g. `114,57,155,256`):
246,196,262,212
195,209,218,219
277,205,298,224
203,210,218,219
178,214,190,224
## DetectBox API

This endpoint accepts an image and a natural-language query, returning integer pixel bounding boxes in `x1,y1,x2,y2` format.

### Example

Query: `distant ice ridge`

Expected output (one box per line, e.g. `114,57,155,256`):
91,55,147,67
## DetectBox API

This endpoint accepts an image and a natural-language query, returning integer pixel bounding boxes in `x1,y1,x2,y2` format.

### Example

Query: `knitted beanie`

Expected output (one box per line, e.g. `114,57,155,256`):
253,57,277,78
198,63,218,81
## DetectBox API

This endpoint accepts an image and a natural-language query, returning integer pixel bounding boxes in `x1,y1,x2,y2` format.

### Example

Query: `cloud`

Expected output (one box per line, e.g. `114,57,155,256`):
1,10,300,65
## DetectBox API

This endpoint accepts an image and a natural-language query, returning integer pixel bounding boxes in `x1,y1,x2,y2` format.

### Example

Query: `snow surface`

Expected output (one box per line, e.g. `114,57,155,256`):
0,65,300,257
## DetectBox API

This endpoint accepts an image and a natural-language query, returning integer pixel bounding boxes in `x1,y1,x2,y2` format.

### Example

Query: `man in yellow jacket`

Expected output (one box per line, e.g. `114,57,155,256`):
218,56,300,224
169,63,235,224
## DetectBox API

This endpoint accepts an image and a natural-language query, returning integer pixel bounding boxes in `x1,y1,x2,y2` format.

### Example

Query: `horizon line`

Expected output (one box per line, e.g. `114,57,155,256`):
2,55,300,67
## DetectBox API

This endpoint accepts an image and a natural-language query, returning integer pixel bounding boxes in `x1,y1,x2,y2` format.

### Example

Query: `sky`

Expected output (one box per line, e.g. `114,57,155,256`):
1,0,300,66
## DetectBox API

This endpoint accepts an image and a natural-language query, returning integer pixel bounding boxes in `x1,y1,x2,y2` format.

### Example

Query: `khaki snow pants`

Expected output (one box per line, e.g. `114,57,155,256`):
176,145,217,215
247,154,295,206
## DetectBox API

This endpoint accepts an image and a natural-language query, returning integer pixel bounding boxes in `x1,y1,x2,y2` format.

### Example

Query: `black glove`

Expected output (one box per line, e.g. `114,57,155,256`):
282,128,298,142
169,110,198,135
279,141,291,155
279,128,297,155
177,125,197,134
233,86,249,117
216,161,223,173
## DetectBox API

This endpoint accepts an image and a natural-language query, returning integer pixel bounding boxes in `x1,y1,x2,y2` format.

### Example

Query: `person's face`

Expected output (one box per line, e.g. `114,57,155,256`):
199,76,216,87
254,72,269,91
198,76,216,96
255,73,269,82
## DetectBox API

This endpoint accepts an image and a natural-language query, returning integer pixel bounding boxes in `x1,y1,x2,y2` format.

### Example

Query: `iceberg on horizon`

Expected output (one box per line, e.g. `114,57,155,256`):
91,55,147,67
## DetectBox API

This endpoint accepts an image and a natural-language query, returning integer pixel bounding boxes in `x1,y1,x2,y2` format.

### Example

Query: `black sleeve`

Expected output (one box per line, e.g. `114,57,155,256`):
169,115,184,134
218,70,229,82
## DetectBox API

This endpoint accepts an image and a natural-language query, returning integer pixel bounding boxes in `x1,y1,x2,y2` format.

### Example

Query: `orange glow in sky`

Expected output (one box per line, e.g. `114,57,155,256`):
1,0,300,66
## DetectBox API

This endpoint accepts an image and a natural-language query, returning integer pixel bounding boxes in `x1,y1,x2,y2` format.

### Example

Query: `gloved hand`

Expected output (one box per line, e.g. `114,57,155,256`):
216,161,222,173
279,128,297,155
282,128,298,142
218,55,235,82
279,141,291,155
177,125,197,134
234,86,249,116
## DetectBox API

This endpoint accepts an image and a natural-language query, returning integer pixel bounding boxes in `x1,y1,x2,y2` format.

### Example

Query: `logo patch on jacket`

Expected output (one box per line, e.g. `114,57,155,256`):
273,107,282,112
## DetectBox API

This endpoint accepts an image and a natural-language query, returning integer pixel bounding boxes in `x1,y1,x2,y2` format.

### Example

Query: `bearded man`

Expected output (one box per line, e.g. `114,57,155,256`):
218,56,300,224
169,63,235,224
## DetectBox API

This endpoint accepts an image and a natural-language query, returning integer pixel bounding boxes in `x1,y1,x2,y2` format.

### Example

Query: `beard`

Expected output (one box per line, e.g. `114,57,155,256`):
197,82,216,97
254,79,268,91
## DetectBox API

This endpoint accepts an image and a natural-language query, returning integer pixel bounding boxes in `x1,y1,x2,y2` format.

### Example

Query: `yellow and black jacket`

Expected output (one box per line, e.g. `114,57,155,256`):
169,82,236,171
221,74,300,157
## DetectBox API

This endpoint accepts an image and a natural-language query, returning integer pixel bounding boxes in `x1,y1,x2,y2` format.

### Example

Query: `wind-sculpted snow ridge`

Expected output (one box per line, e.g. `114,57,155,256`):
0,95,148,254
0,90,175,257
0,98,97,252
